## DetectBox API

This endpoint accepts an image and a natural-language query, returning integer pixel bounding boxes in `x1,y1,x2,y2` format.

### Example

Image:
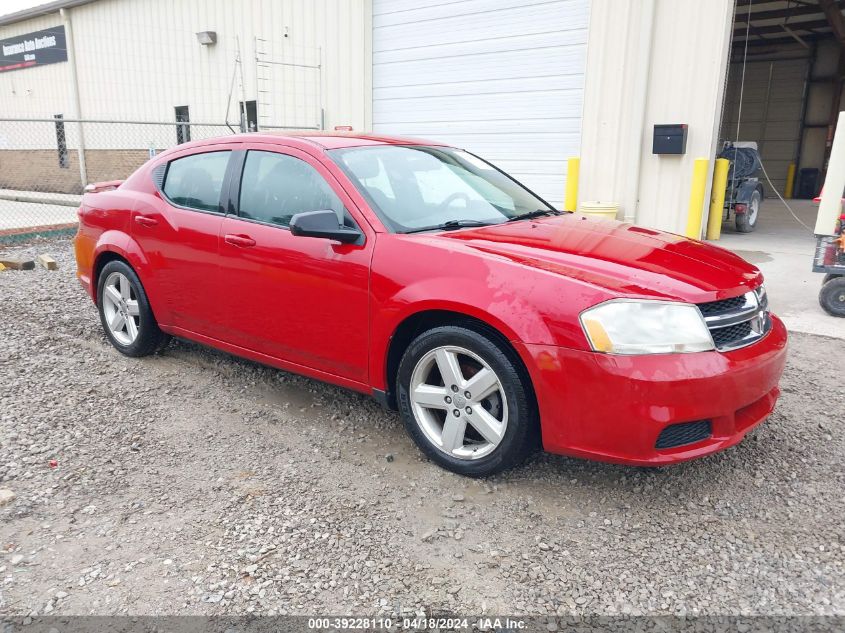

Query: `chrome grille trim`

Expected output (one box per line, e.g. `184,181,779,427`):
697,288,771,352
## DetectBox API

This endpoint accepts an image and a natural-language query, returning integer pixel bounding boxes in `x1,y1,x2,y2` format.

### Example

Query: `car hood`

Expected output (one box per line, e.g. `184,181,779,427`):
431,215,762,303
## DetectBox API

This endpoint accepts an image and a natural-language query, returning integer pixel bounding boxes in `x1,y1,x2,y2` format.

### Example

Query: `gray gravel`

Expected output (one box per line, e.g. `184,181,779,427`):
0,238,843,617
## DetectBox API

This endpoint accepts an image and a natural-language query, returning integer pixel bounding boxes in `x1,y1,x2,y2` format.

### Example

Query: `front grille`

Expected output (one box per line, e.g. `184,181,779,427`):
710,320,752,348
655,420,712,449
698,295,746,316
697,287,771,352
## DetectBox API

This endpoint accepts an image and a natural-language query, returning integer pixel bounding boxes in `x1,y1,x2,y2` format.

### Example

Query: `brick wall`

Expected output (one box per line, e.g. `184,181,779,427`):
0,150,153,194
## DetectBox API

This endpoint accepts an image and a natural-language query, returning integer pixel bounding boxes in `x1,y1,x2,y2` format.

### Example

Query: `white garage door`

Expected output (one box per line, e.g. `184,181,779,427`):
372,0,589,206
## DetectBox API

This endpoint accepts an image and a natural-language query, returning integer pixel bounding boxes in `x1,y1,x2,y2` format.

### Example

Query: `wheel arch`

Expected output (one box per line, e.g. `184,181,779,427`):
736,180,761,203
381,309,537,414
92,250,130,302
90,232,162,317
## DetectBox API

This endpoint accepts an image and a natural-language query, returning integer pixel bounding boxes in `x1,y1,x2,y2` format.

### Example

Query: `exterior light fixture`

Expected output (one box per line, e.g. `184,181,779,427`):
196,31,217,46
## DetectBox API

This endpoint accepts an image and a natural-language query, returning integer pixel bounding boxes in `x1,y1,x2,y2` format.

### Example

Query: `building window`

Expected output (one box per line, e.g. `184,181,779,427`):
54,114,68,169
175,106,191,144
239,100,258,132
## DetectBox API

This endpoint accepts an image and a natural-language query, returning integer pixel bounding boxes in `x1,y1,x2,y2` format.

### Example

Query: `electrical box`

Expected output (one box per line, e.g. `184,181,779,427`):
653,124,688,155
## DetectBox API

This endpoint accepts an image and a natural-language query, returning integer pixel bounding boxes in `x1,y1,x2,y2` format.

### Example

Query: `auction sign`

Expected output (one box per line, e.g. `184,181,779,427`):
0,26,68,73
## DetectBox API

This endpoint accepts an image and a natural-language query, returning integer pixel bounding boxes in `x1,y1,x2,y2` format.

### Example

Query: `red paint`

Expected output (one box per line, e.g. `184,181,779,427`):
74,133,788,466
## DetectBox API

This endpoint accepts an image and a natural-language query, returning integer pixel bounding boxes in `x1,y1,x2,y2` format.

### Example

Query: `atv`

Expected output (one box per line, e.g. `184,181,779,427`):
719,141,764,233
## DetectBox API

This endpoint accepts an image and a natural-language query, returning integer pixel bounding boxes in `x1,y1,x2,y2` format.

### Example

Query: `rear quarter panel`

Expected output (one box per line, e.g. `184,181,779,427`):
75,187,168,321
75,190,134,300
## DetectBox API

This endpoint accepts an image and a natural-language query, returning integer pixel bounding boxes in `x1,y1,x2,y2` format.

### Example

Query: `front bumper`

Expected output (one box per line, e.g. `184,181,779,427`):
516,314,788,466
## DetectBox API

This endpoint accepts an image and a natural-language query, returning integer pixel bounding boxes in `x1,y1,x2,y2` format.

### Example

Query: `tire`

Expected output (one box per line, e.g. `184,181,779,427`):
819,276,845,317
97,260,169,356
823,273,843,284
396,325,538,477
735,190,761,233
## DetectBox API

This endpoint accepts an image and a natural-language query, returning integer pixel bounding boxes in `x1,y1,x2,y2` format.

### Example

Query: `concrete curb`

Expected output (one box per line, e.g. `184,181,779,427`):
0,192,81,207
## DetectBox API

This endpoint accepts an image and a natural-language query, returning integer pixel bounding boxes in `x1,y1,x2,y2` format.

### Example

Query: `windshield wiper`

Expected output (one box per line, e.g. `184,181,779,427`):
403,219,498,234
508,209,562,222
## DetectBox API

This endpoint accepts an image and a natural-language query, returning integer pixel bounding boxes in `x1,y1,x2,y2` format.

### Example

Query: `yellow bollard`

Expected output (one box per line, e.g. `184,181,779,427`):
564,157,580,212
685,158,709,239
706,158,730,240
784,162,796,199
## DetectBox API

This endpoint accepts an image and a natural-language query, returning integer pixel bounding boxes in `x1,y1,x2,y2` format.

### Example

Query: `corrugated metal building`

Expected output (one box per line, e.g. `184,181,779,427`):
0,0,372,128
2,0,841,232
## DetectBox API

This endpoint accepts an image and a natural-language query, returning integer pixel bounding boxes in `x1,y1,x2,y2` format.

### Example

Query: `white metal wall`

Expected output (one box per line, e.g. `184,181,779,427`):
0,0,372,145
371,0,589,206
578,0,735,234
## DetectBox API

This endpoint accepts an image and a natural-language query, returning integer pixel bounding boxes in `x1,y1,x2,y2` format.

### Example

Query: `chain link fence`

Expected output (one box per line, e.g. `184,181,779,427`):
0,118,309,238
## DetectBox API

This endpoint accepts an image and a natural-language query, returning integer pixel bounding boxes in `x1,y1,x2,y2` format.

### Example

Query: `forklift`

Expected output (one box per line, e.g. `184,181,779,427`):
813,112,845,318
813,205,845,317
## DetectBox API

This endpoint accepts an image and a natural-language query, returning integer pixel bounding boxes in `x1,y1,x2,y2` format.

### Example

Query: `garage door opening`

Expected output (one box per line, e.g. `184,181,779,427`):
718,0,845,236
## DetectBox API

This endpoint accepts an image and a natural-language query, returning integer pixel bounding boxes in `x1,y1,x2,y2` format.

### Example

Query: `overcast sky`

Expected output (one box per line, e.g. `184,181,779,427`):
1,0,48,18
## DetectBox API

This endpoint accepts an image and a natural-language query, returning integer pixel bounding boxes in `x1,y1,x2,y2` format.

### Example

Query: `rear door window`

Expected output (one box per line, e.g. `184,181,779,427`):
163,151,230,212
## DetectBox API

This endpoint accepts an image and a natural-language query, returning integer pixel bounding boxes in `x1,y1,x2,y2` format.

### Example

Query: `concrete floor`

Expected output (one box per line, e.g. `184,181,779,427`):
715,198,842,340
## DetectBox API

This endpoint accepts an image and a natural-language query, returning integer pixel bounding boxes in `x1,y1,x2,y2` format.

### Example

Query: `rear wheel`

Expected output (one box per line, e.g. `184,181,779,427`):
819,276,845,317
396,325,538,477
735,190,761,233
97,260,169,356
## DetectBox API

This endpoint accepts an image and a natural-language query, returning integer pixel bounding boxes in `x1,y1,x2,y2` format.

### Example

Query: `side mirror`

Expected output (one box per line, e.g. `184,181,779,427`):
289,210,362,244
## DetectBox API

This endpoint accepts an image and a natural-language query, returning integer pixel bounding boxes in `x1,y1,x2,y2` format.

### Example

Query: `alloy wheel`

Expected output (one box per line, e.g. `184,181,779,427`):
101,271,141,346
409,345,508,460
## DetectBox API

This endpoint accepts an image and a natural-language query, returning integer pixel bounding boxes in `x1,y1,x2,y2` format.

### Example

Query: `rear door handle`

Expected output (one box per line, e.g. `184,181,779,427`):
224,233,256,248
134,215,158,227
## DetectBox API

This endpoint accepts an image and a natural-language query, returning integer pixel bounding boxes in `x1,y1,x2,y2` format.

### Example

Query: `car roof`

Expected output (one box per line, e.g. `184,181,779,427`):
190,131,447,150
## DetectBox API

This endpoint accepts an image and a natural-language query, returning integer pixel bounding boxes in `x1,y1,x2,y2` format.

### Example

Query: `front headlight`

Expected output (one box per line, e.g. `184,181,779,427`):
580,300,714,355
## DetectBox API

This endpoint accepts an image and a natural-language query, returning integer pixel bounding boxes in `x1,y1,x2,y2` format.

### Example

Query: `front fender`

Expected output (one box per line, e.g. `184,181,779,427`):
368,234,601,391
735,180,762,204
369,283,554,392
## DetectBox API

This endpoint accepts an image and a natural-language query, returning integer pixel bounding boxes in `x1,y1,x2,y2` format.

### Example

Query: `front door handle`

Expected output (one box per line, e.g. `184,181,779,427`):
135,215,158,227
224,233,256,248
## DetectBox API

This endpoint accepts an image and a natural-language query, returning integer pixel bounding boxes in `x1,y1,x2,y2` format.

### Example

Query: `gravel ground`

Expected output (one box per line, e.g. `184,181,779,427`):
0,238,843,617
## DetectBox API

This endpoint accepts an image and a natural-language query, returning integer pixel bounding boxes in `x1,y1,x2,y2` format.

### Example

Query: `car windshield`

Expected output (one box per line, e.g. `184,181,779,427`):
330,145,554,233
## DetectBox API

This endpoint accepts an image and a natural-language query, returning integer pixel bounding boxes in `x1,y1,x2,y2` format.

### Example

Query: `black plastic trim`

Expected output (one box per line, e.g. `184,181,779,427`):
151,164,166,191
655,420,712,450
372,388,393,410
221,149,246,216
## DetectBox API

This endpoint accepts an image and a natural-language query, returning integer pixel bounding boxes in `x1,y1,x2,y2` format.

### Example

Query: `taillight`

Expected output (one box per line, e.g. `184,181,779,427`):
735,203,747,214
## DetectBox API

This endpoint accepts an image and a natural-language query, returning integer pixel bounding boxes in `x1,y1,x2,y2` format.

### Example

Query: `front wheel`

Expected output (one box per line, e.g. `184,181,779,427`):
819,276,845,317
396,325,538,477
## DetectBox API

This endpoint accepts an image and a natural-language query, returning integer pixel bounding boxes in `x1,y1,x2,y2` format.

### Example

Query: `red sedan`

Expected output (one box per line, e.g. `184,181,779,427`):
74,133,787,476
